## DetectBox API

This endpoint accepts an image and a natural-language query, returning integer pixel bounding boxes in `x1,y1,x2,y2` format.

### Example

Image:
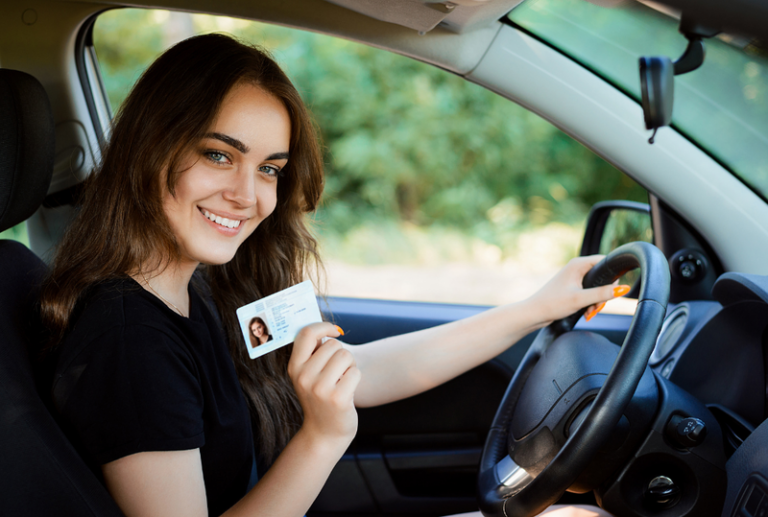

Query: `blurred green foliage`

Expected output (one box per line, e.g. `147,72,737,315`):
93,9,647,260
599,209,653,255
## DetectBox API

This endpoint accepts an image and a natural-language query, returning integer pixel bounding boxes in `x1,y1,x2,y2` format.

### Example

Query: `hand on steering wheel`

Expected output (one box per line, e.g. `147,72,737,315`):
477,242,670,517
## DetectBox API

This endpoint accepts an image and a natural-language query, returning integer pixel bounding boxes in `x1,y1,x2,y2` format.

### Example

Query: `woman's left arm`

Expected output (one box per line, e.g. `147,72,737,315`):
347,255,622,408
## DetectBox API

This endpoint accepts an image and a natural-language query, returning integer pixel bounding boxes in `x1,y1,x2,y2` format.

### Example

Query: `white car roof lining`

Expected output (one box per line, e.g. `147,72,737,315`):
1,0,766,274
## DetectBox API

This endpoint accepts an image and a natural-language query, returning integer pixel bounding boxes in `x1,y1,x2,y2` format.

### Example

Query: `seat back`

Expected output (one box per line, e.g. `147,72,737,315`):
0,69,123,516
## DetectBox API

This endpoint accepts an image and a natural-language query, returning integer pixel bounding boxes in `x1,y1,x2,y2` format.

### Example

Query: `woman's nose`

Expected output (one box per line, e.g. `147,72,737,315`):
223,168,257,206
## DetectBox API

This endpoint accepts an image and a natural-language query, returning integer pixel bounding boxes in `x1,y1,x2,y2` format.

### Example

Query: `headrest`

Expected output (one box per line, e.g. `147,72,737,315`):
0,69,55,233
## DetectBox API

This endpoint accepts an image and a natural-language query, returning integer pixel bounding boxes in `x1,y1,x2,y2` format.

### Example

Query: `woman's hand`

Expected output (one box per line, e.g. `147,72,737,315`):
526,255,629,327
288,322,361,448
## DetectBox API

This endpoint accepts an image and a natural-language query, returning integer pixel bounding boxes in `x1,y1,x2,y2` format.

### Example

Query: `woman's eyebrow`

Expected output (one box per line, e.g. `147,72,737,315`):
205,133,289,161
206,132,249,153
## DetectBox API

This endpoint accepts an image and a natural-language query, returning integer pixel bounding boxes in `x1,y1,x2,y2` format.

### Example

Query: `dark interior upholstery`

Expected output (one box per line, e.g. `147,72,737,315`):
0,241,123,516
0,69,55,232
0,69,123,516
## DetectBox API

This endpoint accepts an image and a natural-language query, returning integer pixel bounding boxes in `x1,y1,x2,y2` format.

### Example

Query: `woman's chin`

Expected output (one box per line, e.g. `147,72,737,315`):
199,251,239,266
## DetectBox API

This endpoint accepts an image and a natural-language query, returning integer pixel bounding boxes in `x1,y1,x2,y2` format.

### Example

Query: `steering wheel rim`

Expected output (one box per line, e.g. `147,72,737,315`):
477,242,670,517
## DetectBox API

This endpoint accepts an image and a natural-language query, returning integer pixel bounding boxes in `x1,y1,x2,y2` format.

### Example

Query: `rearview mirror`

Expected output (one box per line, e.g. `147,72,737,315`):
639,14,719,143
639,56,674,142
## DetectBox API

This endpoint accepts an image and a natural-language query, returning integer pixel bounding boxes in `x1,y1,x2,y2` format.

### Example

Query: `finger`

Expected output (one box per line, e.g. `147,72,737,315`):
335,365,362,402
291,340,346,395
571,254,605,273
582,283,631,309
613,285,631,297
300,339,345,381
584,302,606,321
289,322,341,367
315,347,357,391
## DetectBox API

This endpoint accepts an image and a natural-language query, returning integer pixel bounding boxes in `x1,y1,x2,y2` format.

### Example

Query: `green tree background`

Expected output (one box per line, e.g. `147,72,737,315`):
90,9,646,267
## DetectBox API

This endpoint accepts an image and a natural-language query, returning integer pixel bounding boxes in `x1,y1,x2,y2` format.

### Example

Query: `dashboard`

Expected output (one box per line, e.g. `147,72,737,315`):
647,272,768,517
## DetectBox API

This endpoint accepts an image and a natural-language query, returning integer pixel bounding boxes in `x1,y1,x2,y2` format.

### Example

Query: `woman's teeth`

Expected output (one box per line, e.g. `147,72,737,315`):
202,209,241,229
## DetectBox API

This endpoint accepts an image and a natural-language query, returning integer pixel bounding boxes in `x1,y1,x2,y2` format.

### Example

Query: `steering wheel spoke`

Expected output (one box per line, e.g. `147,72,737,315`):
495,455,534,497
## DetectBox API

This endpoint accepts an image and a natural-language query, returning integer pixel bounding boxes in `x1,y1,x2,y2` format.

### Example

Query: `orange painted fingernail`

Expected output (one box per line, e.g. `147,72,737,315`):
334,325,345,336
585,302,606,322
613,285,631,297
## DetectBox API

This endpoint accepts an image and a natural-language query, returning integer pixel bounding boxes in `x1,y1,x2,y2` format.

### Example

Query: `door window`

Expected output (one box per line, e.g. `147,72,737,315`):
92,9,648,310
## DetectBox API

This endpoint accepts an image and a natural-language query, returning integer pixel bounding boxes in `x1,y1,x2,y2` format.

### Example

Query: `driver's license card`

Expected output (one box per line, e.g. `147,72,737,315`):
236,280,323,359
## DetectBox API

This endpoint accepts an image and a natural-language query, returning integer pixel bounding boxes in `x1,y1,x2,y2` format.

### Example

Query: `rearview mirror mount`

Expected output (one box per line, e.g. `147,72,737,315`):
639,15,720,144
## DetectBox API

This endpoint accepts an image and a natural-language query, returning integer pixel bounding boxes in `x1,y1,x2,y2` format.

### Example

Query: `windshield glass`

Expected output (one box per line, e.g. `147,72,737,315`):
508,0,768,200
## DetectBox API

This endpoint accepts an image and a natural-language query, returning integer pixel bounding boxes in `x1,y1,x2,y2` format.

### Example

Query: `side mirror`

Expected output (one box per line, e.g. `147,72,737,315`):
581,201,653,297
581,201,652,256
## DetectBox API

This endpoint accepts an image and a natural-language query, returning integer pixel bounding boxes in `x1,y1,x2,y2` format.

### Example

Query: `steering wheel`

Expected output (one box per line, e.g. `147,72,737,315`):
477,242,670,517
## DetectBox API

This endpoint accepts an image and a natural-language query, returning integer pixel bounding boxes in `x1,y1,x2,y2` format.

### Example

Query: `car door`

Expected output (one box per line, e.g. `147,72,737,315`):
310,297,634,515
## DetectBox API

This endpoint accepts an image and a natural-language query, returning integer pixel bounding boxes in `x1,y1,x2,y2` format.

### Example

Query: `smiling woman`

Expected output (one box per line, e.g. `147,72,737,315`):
41,34,332,516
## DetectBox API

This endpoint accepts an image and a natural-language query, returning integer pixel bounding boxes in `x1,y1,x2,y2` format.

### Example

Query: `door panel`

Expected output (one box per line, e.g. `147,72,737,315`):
311,297,632,515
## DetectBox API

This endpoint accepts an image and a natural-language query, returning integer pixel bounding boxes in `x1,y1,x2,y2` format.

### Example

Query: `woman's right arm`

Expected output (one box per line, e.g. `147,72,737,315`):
102,322,358,517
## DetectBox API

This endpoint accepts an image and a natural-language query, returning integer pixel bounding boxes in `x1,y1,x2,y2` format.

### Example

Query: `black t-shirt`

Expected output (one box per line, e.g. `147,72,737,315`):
52,277,254,516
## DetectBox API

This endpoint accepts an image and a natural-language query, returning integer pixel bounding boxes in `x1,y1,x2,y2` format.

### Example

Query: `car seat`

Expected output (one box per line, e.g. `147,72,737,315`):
0,69,123,516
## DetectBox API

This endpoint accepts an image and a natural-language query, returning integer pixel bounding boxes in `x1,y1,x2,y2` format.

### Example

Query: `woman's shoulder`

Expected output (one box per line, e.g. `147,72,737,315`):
69,276,183,336
52,277,203,416
55,278,193,374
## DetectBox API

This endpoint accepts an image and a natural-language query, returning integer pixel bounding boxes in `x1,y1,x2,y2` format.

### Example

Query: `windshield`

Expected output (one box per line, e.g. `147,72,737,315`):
508,0,768,201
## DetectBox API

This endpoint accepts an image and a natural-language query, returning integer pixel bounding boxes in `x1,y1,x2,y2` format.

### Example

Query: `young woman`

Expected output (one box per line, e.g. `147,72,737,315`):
42,34,620,517
249,316,272,348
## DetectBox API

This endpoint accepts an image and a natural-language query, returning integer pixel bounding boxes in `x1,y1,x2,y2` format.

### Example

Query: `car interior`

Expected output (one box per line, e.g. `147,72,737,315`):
1,0,768,516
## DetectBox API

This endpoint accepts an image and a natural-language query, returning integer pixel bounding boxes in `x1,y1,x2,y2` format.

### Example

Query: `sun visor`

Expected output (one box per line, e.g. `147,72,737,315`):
323,0,519,33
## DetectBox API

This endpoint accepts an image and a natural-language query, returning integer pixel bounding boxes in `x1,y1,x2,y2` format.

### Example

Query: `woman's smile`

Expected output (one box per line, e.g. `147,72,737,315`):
199,207,245,233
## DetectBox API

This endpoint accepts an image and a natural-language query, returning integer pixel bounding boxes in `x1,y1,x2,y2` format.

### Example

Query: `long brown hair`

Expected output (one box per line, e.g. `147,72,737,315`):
40,33,324,464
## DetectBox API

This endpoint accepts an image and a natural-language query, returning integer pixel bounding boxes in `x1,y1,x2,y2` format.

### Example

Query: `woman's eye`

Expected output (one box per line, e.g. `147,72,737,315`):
205,151,230,165
260,165,282,177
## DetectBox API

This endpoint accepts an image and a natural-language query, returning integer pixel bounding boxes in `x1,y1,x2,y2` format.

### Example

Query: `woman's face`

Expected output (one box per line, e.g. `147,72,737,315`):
163,83,291,268
251,322,264,338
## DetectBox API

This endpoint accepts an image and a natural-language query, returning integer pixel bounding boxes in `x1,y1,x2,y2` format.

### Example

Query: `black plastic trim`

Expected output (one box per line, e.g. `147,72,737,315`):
650,194,723,302
74,11,110,149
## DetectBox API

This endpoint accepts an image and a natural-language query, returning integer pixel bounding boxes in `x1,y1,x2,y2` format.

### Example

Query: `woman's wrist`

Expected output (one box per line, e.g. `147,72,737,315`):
501,297,551,336
228,425,352,516
293,425,353,462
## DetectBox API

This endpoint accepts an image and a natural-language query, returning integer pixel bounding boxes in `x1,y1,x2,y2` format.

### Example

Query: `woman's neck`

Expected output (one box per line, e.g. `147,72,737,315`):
131,259,197,317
